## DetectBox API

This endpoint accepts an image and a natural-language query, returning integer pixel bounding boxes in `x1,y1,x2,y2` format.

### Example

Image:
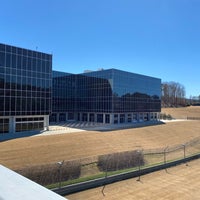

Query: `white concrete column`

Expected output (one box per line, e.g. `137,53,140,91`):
110,114,114,124
157,112,160,121
125,113,128,123
80,113,82,121
44,115,49,131
103,114,106,124
9,116,15,134
94,113,97,123
87,113,90,122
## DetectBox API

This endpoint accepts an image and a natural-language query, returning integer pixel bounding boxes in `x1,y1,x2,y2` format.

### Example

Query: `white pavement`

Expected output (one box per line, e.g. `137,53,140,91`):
36,121,166,136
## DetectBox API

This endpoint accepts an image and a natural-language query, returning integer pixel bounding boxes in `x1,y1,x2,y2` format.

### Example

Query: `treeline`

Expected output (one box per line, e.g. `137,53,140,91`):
189,95,200,106
162,82,186,107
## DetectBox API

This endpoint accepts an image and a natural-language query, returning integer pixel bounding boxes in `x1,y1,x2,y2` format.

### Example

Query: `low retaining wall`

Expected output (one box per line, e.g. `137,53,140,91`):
52,154,200,196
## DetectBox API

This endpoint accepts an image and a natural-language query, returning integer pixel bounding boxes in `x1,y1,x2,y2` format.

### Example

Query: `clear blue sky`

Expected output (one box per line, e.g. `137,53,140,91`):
1,0,200,98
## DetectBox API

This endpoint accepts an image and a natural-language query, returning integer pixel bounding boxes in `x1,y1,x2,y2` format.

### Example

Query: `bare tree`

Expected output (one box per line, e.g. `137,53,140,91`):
162,82,186,107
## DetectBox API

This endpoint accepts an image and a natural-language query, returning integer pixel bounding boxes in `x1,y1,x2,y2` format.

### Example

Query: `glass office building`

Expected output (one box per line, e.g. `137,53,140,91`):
51,69,161,124
0,43,161,136
0,43,52,135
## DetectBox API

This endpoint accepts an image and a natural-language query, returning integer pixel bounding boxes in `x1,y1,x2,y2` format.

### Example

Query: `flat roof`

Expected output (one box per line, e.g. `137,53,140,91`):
0,165,67,200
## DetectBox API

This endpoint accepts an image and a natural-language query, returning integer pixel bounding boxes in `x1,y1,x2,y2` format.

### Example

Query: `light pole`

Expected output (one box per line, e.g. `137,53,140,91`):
182,144,188,166
102,155,110,196
57,161,64,189
182,144,186,159
137,150,141,182
164,146,168,164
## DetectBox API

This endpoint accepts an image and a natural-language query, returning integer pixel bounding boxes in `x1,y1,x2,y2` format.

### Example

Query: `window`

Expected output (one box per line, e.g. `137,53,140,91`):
0,52,5,66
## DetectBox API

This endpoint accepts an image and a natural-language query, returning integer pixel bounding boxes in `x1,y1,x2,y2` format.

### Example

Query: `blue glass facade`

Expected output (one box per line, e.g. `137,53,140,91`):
51,69,161,124
0,43,52,134
0,43,161,136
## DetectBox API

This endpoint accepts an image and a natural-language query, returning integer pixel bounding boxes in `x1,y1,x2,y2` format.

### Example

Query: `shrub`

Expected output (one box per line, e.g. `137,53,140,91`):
160,113,172,120
167,114,172,120
97,150,145,172
16,160,81,185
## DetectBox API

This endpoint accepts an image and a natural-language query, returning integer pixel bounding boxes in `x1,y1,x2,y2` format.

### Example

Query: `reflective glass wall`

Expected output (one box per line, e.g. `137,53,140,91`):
51,69,161,122
111,69,161,113
0,43,52,116
83,69,161,113
52,71,75,113
75,73,113,113
0,43,52,133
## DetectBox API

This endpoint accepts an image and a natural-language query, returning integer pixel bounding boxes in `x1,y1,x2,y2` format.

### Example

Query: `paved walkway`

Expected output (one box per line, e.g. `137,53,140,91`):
37,120,164,136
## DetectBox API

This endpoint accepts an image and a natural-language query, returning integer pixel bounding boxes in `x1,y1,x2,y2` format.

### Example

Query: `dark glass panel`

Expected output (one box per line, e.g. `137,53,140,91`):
28,50,32,57
5,67,10,74
32,51,37,58
5,97,10,111
17,69,22,76
17,48,22,55
6,45,11,53
0,89,4,96
6,54,11,67
23,48,28,56
0,44,6,52
12,47,17,54
27,57,32,70
11,97,16,111
32,58,36,71
0,73,5,89
22,56,27,69
17,55,22,69
0,97,4,110
0,52,5,66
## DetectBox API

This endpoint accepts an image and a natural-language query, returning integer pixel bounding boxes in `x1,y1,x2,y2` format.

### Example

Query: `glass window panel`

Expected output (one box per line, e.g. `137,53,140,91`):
6,45,11,53
32,51,36,58
32,58,36,71
17,48,22,55
23,48,27,56
22,56,27,69
28,50,32,57
12,47,17,54
27,57,32,71
6,54,11,67
17,55,22,68
0,44,5,52
0,52,5,66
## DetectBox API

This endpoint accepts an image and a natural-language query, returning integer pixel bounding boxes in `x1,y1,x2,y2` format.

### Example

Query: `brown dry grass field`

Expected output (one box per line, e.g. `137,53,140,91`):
66,159,200,200
162,106,200,119
66,106,200,200
0,106,200,171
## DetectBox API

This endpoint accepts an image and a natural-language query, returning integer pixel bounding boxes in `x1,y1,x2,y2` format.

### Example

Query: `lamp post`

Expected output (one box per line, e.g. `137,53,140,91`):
164,146,168,165
137,150,141,181
182,144,186,159
57,161,64,189
182,144,188,166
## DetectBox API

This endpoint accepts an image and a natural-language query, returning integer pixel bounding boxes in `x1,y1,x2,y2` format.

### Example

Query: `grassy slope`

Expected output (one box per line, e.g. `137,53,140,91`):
1,119,200,170
162,106,200,119
67,159,200,200
66,106,200,200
